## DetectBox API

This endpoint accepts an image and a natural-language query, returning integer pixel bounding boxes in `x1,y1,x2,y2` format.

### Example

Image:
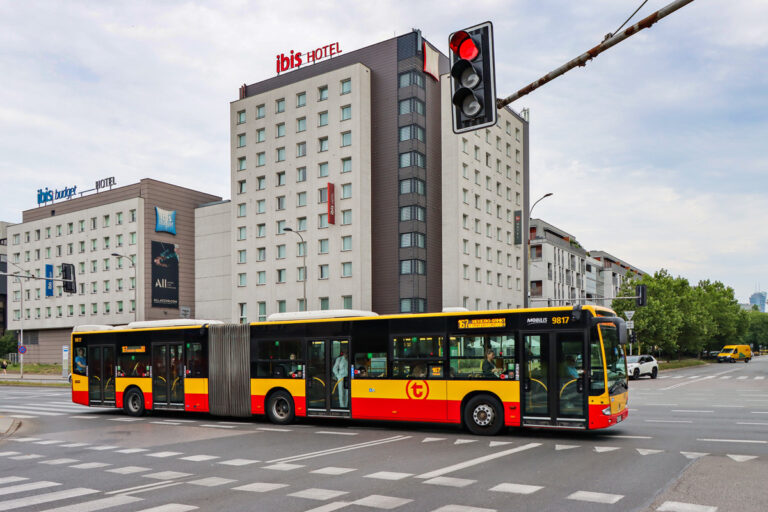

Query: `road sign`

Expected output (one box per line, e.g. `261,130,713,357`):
625,311,635,320
626,321,634,329
18,345,27,355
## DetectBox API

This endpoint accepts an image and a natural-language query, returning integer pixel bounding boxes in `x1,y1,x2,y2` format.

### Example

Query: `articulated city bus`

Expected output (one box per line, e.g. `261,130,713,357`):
71,305,628,435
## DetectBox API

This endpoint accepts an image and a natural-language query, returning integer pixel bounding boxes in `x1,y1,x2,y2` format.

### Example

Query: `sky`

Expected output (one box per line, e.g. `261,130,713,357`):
1,0,766,303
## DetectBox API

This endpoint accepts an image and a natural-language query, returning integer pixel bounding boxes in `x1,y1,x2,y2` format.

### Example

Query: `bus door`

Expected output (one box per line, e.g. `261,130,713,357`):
521,332,587,428
88,345,116,406
306,339,350,416
152,343,184,409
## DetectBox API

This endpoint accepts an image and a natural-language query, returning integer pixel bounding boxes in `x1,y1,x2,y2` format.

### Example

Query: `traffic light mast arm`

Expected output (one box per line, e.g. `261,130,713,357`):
0,272,73,284
496,0,696,109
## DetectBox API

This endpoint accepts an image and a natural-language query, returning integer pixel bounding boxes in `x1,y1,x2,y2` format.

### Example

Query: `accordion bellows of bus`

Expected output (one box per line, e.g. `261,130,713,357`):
70,306,629,435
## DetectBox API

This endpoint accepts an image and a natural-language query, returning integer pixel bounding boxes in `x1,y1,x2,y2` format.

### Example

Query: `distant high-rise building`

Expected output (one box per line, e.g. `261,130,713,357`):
749,291,766,312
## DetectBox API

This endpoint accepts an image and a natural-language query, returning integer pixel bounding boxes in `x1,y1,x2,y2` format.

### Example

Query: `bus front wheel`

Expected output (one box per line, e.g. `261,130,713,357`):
267,390,295,425
123,389,145,417
464,395,504,436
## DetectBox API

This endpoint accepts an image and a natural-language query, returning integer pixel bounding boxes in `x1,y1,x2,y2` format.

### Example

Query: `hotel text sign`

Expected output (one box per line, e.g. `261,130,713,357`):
276,42,342,74
36,176,117,206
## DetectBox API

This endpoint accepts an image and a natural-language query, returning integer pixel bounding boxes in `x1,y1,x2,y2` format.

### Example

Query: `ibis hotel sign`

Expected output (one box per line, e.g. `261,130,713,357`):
276,42,342,74
37,176,117,206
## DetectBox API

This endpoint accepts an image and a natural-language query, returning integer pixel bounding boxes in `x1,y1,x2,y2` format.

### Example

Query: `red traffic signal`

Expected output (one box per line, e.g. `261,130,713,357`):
449,31,479,61
448,22,496,133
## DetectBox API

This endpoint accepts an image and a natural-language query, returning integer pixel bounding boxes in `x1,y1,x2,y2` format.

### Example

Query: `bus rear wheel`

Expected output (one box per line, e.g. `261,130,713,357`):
123,389,145,417
267,390,295,425
464,395,504,436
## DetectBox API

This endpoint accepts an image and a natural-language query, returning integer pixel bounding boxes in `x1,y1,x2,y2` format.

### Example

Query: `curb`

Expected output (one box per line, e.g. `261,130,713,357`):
0,417,21,438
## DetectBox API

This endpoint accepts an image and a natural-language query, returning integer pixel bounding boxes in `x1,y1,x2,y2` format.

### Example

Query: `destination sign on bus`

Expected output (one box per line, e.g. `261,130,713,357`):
121,346,147,353
458,318,506,329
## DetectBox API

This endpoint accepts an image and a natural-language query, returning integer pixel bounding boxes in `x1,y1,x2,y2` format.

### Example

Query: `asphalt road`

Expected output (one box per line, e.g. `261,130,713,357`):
1,357,766,512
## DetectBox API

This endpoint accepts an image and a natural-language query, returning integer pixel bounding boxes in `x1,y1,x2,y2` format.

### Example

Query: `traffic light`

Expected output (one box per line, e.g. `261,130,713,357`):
62,263,76,294
636,284,647,307
629,331,637,344
449,21,497,133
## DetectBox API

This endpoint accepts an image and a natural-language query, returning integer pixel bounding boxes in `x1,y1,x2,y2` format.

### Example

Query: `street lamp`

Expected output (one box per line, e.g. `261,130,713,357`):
111,252,137,322
527,192,554,308
8,261,31,379
283,228,307,312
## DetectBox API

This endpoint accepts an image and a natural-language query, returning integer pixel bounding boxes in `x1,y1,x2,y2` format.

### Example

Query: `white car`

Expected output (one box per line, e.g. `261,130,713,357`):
626,354,658,380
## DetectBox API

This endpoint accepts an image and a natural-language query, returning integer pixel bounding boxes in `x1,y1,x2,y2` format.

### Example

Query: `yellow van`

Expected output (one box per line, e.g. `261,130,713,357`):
717,345,752,363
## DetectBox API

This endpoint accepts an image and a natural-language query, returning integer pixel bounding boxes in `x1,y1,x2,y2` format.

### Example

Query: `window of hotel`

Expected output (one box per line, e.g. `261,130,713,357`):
237,110,246,124
399,205,425,222
318,111,328,126
340,131,351,147
398,70,425,88
297,216,307,231
341,262,352,277
318,85,328,101
257,302,266,322
399,124,425,142
342,296,353,309
400,298,426,313
237,157,246,171
276,122,286,138
238,249,247,263
319,137,328,152
237,133,246,147
91,217,97,229
277,244,286,259
296,166,307,182
398,98,425,115
296,142,306,157
129,232,137,245
116,212,123,225
341,105,351,121
319,188,328,203
297,117,306,132
341,235,352,251
277,171,286,186
256,128,265,142
256,247,265,261
341,157,352,173
319,264,329,279
296,92,306,107
238,180,246,194
318,162,329,177
341,183,352,199
297,192,307,207
400,259,426,275
276,147,286,161
103,237,110,249
257,224,266,237
398,151,425,168
297,241,306,256
129,209,137,223
341,210,352,225
257,271,266,285
256,152,265,166
277,220,286,234
256,176,266,190
237,226,246,240
239,303,248,324
318,213,328,228
256,199,265,213
237,203,246,217
256,104,265,118
319,239,329,254
319,297,330,310
276,98,285,113
400,232,425,248
340,78,351,95
399,178,425,195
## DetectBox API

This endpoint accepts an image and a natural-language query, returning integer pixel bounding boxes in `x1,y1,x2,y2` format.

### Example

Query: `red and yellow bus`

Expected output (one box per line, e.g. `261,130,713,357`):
71,305,628,435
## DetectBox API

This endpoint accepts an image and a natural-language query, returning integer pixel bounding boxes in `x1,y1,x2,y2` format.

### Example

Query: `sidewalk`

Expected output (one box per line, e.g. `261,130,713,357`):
0,373,69,385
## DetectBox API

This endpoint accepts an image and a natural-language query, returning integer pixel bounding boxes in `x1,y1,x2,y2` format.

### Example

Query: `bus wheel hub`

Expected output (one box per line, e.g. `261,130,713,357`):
473,404,493,426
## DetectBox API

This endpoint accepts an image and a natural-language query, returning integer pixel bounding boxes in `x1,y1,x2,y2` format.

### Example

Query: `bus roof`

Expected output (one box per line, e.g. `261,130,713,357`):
266,309,379,322
73,319,224,334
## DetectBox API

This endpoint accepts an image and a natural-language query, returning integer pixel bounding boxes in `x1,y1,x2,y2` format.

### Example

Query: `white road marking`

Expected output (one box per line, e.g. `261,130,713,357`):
151,422,181,426
423,477,476,487
658,500,717,512
454,439,477,445
719,376,731,379
0,452,21,457
611,435,653,439
69,416,99,419
726,454,758,462
147,451,183,458
143,471,192,480
289,488,349,501
711,405,744,408
567,490,624,504
38,495,142,512
8,437,40,442
555,444,579,450
257,427,291,432
755,376,765,380
646,420,692,424
697,438,766,444
430,505,495,512
107,466,152,474
680,452,708,459
200,424,235,429
661,369,737,390
352,495,414,509
232,482,289,492
262,463,304,471
0,481,60,496
105,481,174,495
10,454,44,460
422,437,447,443
180,455,219,461
417,443,541,479
302,502,350,512
39,458,79,465
671,410,713,413
0,488,98,511
488,441,513,447
0,408,61,416
316,431,357,436
364,471,412,481
594,447,620,453
218,459,259,466
0,477,27,485
489,483,543,494
87,445,118,451
750,411,768,414
35,440,64,445
312,467,356,475
737,422,768,426
108,418,143,422
268,435,410,464
133,505,197,512
187,477,237,487
115,448,149,454
8,415,36,418
70,462,110,469
59,443,89,448
687,376,700,379
637,449,663,455
737,376,748,380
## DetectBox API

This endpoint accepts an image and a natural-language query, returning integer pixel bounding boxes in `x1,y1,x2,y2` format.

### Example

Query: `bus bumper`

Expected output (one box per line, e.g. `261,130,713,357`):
589,404,628,429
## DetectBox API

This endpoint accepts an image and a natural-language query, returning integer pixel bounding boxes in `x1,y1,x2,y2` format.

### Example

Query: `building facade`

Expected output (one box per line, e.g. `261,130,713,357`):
203,30,529,322
6,179,220,362
528,219,644,306
0,221,11,336
749,291,766,313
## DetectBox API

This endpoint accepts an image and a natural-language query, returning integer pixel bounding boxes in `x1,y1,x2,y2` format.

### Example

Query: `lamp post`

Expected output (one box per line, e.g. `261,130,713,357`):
283,228,307,311
527,192,554,307
111,252,137,322
8,261,32,379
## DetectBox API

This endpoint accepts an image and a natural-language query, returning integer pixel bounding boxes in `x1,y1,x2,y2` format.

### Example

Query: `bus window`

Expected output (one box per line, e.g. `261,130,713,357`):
391,336,444,379
448,335,515,380
254,339,303,378
185,342,207,378
73,346,87,376
589,335,606,395
353,352,387,378
117,345,150,377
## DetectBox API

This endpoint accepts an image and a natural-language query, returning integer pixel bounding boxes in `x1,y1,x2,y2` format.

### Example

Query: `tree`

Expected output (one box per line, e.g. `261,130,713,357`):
0,330,17,358
697,280,749,351
742,311,768,351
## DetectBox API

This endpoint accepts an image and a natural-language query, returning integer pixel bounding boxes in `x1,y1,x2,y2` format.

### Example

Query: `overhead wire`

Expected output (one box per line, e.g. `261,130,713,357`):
605,0,650,41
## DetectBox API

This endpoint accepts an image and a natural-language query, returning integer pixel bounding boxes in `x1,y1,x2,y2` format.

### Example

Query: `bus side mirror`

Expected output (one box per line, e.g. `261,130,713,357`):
591,317,628,345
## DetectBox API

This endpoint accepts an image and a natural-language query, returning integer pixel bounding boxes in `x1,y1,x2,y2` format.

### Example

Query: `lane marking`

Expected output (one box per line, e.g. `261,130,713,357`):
646,420,692,424
422,437,446,443
257,427,291,432
106,480,176,495
180,455,219,462
0,477,27,484
311,467,356,475
416,443,541,479
218,459,259,466
107,466,152,475
637,448,663,455
661,369,738,390
132,504,197,512
200,424,235,429
70,462,110,469
0,481,60,496
143,471,193,480
352,495,413,509
671,410,713,413
594,446,620,453
268,435,410,464
697,438,766,444
727,454,758,462
232,482,289,492
39,458,79,465
567,490,623,504
680,452,708,459
115,448,149,454
610,435,652,439
490,483,543,494
147,451,183,458
0,488,98,511
262,463,304,471
555,444,579,450
658,501,717,512
364,471,412,481
737,422,768,426
423,476,476,487
316,431,357,436
38,495,142,512
288,488,349,500
186,477,237,487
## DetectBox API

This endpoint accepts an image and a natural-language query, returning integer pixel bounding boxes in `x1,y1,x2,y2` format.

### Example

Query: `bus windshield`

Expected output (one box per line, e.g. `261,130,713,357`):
600,324,627,393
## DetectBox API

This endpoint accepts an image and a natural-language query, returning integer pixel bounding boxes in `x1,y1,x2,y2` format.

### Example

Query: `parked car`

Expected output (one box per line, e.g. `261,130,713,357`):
625,354,658,379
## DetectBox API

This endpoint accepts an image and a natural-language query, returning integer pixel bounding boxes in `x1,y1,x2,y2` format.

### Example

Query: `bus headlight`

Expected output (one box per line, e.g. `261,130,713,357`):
602,406,611,416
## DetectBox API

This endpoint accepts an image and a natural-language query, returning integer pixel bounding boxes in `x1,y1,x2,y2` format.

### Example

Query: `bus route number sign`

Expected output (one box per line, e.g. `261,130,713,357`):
458,318,506,329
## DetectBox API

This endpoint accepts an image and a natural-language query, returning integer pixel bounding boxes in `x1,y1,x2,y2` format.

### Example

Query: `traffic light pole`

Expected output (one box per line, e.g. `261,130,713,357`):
496,0,697,108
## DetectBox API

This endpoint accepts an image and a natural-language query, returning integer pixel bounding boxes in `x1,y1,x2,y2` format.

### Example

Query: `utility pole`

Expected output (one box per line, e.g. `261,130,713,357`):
497,0,697,108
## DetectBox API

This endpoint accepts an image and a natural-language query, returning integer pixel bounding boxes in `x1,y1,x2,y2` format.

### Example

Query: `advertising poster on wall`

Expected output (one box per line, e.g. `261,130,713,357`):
151,240,179,308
